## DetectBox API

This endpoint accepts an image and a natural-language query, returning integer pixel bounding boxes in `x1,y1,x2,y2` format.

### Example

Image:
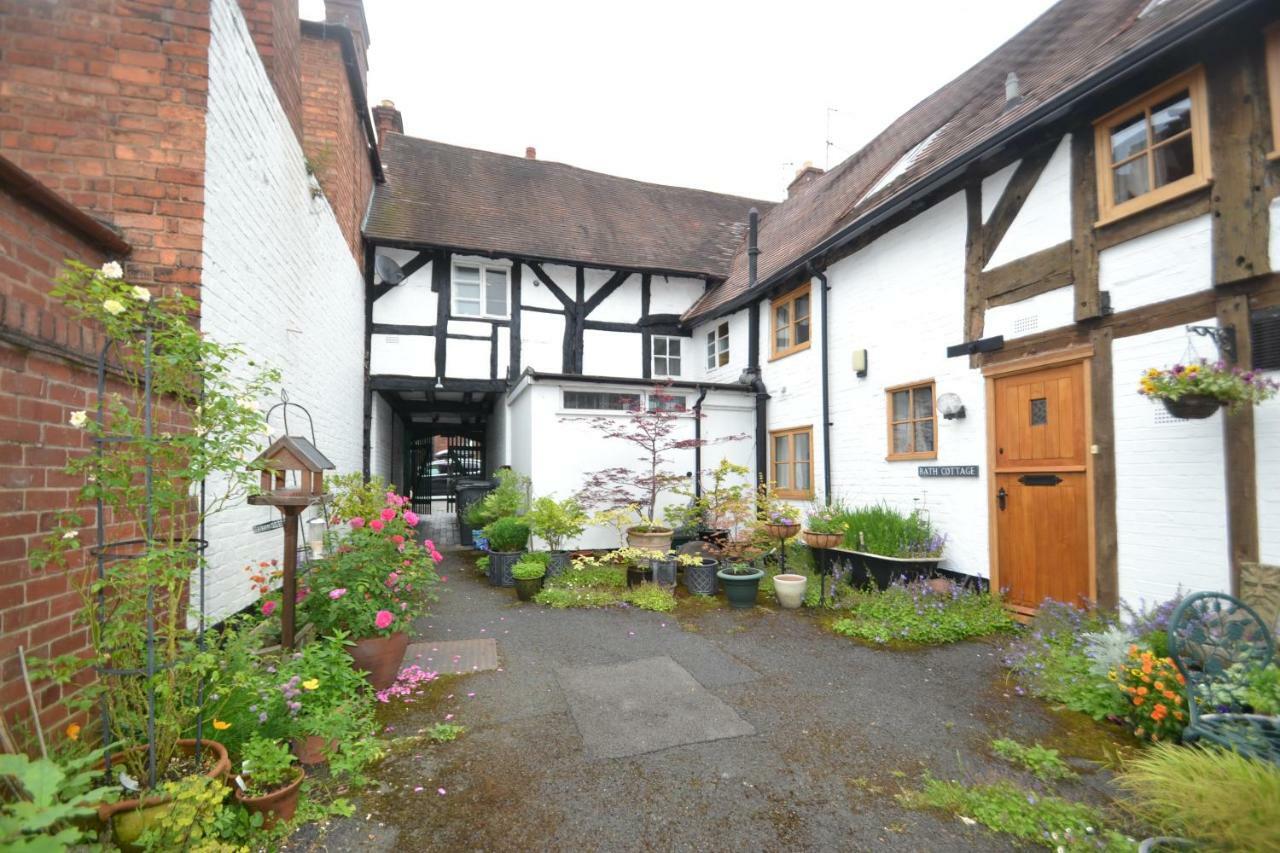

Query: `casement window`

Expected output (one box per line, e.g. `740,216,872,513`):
770,426,813,499
706,321,730,369
1268,25,1280,159
562,390,642,411
770,283,811,360
1093,67,1211,223
452,262,509,318
647,393,687,412
652,335,683,377
886,380,937,460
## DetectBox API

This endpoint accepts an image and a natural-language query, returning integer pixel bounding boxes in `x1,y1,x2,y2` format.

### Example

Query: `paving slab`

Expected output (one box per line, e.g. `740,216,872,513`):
556,655,755,759
404,638,498,674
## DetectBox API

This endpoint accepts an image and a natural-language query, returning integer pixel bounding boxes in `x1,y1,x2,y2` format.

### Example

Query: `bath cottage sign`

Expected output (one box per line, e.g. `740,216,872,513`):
917,465,979,478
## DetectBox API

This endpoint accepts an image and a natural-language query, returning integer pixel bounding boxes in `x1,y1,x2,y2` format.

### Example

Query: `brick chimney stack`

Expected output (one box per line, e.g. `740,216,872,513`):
324,0,369,83
787,162,825,198
372,100,403,148
525,146,537,160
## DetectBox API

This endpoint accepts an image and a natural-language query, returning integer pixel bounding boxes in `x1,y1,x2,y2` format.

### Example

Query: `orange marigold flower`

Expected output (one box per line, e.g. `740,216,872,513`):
1151,704,1168,721
1154,681,1164,691
1163,690,1177,700
1133,697,1145,706
1137,686,1149,696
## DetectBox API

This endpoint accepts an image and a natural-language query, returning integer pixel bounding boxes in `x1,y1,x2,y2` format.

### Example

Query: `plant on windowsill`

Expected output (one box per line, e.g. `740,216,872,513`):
511,557,547,602
482,515,530,588
1138,359,1279,420
233,736,304,830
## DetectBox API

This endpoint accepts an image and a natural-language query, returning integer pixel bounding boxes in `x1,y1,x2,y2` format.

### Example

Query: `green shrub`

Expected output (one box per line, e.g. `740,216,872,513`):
831,502,944,557
1245,663,1280,715
533,587,620,608
238,736,297,796
465,469,530,527
624,583,676,612
475,555,490,572
484,516,530,552
1004,603,1129,721
830,578,1014,645
511,558,546,580
519,551,551,567
0,749,114,850
526,495,588,551
902,778,1130,851
1117,743,1280,852
991,738,1077,782
547,564,626,590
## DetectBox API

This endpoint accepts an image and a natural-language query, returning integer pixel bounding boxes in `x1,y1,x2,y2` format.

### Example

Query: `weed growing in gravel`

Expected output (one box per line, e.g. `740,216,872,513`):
830,578,1014,645
623,584,676,612
426,723,466,742
991,738,1077,782
532,587,620,608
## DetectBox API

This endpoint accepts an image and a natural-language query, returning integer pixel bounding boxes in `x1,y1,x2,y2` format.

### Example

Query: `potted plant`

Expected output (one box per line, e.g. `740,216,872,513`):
664,458,753,547
772,573,808,609
803,502,847,549
484,515,530,587
682,552,721,596
464,468,530,546
233,736,304,830
526,495,588,578
304,488,442,690
277,633,375,765
717,560,764,609
1138,359,1279,419
837,503,946,589
29,262,276,843
511,557,547,601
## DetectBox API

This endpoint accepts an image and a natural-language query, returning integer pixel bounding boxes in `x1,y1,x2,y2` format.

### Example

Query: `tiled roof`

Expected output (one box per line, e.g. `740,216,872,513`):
683,0,1231,321
364,134,772,279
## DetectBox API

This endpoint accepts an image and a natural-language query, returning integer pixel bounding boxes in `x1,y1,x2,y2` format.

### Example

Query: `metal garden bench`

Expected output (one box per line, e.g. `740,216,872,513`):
1167,591,1279,765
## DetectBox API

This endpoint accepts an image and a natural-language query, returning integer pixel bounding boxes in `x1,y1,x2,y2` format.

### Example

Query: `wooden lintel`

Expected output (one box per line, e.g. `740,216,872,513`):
981,142,1056,263
981,241,1073,307
372,323,435,336
1094,187,1212,251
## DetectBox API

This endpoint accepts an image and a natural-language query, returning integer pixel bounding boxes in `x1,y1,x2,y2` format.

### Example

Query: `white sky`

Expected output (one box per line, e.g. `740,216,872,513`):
303,0,1058,201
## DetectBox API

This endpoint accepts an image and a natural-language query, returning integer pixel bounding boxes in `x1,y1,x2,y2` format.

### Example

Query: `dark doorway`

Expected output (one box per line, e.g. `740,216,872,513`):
407,432,483,514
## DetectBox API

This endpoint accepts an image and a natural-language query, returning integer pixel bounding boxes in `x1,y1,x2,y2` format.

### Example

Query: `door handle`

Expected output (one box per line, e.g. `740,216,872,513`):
997,487,1007,511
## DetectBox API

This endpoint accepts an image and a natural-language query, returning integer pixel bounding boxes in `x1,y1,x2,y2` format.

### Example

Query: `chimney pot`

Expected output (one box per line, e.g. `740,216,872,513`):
371,99,403,148
1004,72,1023,109
525,146,537,160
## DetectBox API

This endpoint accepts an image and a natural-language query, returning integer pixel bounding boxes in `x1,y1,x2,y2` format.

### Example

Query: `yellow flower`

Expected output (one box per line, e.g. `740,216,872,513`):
302,678,320,691
212,719,231,731
65,723,81,741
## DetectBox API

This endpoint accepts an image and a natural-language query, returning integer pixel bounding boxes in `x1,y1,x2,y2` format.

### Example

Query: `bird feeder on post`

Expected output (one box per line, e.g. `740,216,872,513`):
248,435,333,649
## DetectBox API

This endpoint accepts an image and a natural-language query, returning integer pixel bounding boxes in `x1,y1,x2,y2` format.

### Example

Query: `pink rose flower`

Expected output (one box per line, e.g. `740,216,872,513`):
369,519,384,532
403,559,412,566
380,507,396,522
431,551,443,562
375,610,394,630
424,539,436,551
349,517,365,529
261,600,277,616
392,534,404,545
386,571,400,587
329,587,348,600
403,511,419,527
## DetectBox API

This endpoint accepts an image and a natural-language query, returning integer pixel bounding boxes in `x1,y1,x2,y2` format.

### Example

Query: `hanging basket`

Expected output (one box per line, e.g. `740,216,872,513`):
1161,394,1223,420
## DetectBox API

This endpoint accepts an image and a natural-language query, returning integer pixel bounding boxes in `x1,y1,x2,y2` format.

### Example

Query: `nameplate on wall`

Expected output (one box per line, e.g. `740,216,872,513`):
917,465,979,478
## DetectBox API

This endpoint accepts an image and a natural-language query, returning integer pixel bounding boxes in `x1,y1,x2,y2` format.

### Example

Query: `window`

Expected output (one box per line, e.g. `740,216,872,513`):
652,335,683,377
562,390,641,411
771,283,811,360
706,322,730,369
1093,67,1210,223
452,262,509,318
1268,25,1280,159
886,381,936,460
770,426,813,499
647,394,687,412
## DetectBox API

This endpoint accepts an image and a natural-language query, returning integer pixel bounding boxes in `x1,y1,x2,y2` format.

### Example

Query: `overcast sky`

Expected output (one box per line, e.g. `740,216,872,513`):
302,0,1059,201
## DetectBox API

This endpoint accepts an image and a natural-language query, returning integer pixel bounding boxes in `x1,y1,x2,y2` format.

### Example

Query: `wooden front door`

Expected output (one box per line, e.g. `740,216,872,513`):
991,360,1091,611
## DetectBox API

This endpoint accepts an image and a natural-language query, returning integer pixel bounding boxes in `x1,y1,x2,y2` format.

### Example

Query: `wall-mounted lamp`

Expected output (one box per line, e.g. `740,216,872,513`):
937,392,966,420
852,349,868,378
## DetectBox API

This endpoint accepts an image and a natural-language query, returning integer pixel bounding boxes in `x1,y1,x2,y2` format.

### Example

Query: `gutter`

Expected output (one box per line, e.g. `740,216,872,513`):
521,369,751,394
300,20,384,184
693,0,1257,323
810,262,832,504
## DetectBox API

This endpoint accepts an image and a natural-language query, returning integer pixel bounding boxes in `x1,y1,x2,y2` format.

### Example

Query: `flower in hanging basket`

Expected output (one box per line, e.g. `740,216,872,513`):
1138,359,1278,413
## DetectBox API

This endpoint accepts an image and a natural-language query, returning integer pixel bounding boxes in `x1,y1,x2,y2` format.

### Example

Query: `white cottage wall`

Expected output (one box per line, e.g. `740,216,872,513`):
201,0,365,619
692,309,750,385
983,286,1077,341
1257,368,1280,564
759,283,826,504
984,136,1072,270
1099,215,1212,312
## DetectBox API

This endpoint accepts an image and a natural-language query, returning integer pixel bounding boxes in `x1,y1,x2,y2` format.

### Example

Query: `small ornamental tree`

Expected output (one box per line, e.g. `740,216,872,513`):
573,388,739,533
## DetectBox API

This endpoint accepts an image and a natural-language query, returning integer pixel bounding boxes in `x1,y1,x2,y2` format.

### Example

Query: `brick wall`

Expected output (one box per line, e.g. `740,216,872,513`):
235,0,304,142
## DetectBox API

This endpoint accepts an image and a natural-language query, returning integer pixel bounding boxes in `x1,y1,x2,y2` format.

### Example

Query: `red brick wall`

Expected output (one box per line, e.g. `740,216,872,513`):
236,0,304,143
300,33,370,262
0,0,211,297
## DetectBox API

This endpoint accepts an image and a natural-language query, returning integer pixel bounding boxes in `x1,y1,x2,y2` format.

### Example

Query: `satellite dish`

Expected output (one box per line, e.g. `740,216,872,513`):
374,254,406,286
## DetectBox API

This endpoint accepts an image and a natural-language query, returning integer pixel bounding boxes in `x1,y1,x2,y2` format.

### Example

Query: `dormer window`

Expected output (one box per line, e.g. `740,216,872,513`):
1093,67,1210,223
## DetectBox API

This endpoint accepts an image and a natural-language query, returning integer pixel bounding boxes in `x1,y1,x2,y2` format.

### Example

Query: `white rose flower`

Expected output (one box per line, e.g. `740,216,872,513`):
100,261,123,279
62,530,79,540
69,410,88,428
102,299,125,316
131,285,151,303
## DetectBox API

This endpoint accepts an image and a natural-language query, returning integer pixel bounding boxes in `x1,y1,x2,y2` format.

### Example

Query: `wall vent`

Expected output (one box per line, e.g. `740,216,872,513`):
1153,408,1180,426
1252,306,1280,372
385,335,400,345
1013,315,1038,335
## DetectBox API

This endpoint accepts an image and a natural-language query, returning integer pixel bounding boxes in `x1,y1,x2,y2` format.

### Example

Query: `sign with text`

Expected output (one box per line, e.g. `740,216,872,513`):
918,465,979,478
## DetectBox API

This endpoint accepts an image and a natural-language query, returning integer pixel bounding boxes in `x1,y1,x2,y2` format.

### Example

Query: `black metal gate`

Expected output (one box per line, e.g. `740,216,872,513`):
407,433,483,514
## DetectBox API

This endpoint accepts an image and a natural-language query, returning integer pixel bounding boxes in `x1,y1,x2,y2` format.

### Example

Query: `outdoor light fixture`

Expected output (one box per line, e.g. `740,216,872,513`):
937,392,966,420
852,349,868,378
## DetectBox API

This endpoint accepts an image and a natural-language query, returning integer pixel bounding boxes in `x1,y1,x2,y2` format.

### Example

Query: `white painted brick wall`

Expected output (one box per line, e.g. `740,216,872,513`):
983,285,1076,341
200,0,366,620
1255,361,1280,564
1100,215,1211,312
985,135,1072,269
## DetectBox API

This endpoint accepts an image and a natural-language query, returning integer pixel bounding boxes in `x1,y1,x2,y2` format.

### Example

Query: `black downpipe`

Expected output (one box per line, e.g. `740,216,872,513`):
810,264,832,504
692,385,709,498
746,208,769,487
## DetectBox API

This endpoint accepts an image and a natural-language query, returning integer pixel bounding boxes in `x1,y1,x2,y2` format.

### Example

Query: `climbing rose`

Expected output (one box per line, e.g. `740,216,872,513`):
102,299,125,316
349,517,365,529
261,600,277,616
392,534,404,545
100,261,123,279
431,550,443,562
130,285,151,302
375,610,394,630
380,507,396,522
370,519,384,532
403,511,419,527
329,588,347,600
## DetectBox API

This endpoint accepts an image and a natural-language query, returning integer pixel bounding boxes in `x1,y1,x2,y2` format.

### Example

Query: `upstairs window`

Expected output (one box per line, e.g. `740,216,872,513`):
771,283,811,360
1268,25,1280,158
886,380,937,460
706,321,730,369
652,335,683,377
1093,67,1210,223
452,262,509,319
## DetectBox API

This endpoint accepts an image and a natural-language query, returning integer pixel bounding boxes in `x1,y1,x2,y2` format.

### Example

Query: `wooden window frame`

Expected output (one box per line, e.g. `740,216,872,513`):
451,260,510,319
1267,24,1280,160
885,379,938,461
1092,66,1212,224
769,282,812,360
706,321,730,370
769,425,814,500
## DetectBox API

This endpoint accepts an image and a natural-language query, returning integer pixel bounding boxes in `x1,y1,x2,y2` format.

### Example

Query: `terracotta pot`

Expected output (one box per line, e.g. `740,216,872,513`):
626,526,673,552
234,768,306,830
1161,394,1222,420
772,573,808,609
802,530,843,549
348,631,409,690
97,738,230,852
292,735,338,766
764,522,800,540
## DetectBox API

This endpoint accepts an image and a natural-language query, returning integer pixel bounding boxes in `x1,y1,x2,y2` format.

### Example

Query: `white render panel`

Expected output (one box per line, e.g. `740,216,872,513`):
1113,321,1230,606
1100,215,1211,313
981,161,1017,221
649,275,707,315
372,251,435,326
485,389,509,472
447,338,493,379
985,135,1072,269
821,191,989,578
982,285,1076,341
523,265,569,310
370,393,393,484
371,333,434,377
449,320,495,337
1257,363,1280,564
1271,196,1280,274
588,274,642,323
582,329,642,376
506,383,533,480
521,310,565,373
201,0,365,620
